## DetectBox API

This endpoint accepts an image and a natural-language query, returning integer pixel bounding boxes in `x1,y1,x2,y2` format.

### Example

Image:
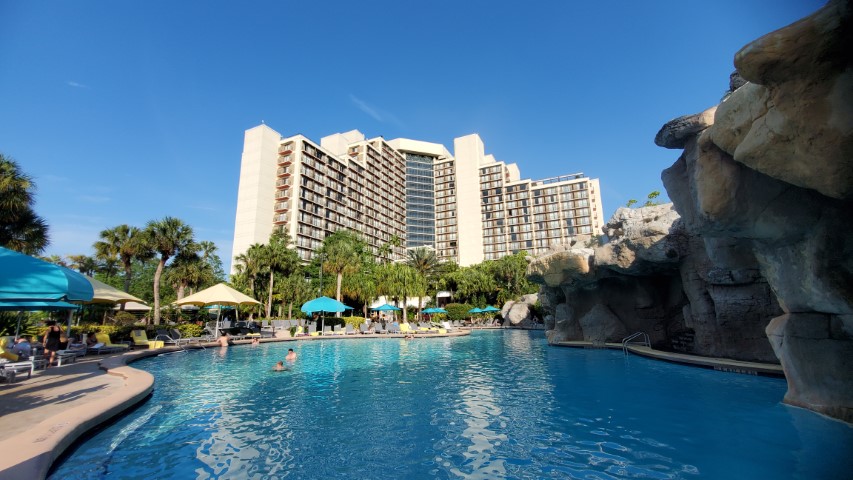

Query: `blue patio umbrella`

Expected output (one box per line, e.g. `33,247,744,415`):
0,301,81,338
481,306,501,313
372,303,401,311
301,296,353,332
468,307,483,314
0,247,94,302
422,307,448,314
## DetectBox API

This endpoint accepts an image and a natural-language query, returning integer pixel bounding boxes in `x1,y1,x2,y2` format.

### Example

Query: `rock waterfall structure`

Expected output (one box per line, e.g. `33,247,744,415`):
531,0,852,422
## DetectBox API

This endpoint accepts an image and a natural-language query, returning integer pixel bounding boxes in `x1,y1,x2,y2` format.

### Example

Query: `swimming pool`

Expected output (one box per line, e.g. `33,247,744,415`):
50,331,852,479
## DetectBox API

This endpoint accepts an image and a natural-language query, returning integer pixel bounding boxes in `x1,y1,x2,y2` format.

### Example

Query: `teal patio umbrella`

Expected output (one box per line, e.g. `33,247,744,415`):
301,296,353,332
0,247,94,302
0,247,93,338
0,301,80,339
468,307,483,314
372,303,401,322
481,306,500,313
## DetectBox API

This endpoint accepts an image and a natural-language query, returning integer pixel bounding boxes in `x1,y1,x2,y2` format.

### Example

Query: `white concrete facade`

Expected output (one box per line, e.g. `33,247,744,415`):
230,124,281,274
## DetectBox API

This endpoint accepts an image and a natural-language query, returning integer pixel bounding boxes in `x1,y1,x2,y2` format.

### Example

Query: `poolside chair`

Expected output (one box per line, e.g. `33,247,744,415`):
308,324,319,336
94,333,130,354
323,326,333,336
131,330,151,348
389,322,401,334
375,323,387,334
359,324,369,334
345,324,356,335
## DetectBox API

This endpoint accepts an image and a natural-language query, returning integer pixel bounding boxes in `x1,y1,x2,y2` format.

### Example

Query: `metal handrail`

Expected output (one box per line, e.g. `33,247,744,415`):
622,331,650,355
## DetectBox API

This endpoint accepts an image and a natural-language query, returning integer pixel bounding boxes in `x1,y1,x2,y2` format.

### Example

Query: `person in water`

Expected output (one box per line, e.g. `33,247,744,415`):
273,361,288,371
285,348,297,362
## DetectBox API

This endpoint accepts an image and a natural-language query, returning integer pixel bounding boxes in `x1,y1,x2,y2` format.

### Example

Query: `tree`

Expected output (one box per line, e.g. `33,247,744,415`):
406,247,442,314
67,254,99,277
490,252,536,305
377,234,402,264
232,243,265,298
94,224,153,295
318,230,370,302
145,217,195,324
279,272,313,321
257,232,299,317
644,190,661,206
377,262,425,323
626,199,638,208
40,254,68,267
0,154,49,254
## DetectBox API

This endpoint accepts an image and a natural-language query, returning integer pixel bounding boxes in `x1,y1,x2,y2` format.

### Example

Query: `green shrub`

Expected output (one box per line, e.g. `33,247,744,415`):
445,303,473,321
342,316,365,328
174,323,204,338
113,311,138,327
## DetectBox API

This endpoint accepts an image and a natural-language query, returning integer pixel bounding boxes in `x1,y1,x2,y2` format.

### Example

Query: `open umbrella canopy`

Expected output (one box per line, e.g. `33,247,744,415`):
174,283,261,306
301,296,353,314
0,247,94,302
113,301,150,312
0,300,80,311
468,307,483,314
372,303,401,311
422,307,448,314
85,276,145,304
481,306,501,313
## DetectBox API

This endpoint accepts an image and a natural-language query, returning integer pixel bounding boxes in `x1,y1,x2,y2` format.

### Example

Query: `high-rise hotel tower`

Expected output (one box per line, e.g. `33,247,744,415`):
230,124,605,273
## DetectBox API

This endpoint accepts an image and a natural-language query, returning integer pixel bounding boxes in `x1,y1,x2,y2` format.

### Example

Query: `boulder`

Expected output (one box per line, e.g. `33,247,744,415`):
654,106,717,149
578,304,628,343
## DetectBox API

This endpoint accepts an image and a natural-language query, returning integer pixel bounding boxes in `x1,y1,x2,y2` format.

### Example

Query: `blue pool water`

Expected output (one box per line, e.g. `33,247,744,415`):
51,331,852,479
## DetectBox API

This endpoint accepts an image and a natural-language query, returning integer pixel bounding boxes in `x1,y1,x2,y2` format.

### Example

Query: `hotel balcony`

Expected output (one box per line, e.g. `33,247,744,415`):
276,178,290,187
278,155,293,166
273,213,289,224
275,190,290,200
277,167,292,177
278,145,293,156
275,201,290,212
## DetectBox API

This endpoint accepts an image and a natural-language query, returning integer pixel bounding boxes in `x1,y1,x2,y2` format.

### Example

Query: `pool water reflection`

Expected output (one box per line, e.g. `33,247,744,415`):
50,331,853,479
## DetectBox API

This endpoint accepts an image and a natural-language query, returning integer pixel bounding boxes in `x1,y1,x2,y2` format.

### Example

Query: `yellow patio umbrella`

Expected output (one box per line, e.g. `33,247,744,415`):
84,276,146,304
174,283,261,338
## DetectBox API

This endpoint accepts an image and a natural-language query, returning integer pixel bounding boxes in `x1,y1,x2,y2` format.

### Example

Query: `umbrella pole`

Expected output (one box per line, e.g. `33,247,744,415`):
14,311,23,339
215,308,222,339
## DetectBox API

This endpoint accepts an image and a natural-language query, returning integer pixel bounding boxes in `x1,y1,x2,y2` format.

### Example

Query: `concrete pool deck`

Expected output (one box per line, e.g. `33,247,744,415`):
1,330,783,479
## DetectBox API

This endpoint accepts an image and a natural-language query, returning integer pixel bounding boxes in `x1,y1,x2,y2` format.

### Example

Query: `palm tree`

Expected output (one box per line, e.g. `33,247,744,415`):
94,224,153,294
319,230,369,302
40,254,68,267
279,272,313,322
145,217,195,324
233,243,265,298
406,247,442,315
377,263,425,323
258,232,299,317
0,154,49,254
67,254,99,277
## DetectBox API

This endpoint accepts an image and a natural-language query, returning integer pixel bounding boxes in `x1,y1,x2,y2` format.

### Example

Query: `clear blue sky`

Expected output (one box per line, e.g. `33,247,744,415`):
0,0,824,273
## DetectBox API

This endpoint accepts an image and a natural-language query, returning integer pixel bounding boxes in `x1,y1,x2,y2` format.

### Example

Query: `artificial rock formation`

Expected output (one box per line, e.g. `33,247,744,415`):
656,0,853,422
501,293,539,328
530,204,781,361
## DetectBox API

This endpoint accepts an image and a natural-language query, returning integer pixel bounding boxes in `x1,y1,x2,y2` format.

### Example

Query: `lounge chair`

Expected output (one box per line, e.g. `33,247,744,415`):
308,324,319,336
131,330,151,348
375,323,387,334
345,324,356,335
95,333,130,353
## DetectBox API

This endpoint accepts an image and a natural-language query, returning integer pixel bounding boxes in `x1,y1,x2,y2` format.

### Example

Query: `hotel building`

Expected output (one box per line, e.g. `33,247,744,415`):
231,124,604,273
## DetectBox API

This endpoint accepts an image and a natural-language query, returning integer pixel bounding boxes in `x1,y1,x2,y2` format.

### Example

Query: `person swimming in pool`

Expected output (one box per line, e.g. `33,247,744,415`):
273,361,288,371
285,348,297,362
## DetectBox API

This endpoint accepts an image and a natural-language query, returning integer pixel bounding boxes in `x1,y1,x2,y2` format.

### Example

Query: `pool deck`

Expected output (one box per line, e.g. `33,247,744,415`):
552,341,784,377
1,329,783,479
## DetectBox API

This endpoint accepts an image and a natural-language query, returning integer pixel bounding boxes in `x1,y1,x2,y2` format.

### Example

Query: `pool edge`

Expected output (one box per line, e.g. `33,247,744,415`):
0,349,159,480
